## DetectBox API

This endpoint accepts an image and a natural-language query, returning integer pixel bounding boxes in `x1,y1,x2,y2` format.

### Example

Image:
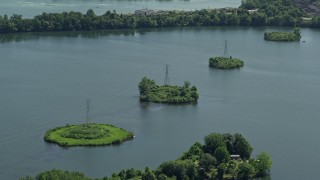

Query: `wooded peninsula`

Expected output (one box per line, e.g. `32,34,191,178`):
22,133,272,180
1,0,320,34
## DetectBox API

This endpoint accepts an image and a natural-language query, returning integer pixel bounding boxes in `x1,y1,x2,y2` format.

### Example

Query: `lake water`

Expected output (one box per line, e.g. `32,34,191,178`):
0,0,240,18
1,27,320,179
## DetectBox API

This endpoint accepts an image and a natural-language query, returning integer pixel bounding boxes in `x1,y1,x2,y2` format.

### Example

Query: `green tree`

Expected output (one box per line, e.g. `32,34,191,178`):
238,162,255,179
311,16,320,28
204,133,226,154
180,142,204,160
214,147,230,163
158,160,197,180
184,81,191,89
240,14,252,25
217,163,227,179
86,9,96,18
226,160,240,179
209,169,218,180
157,174,169,180
125,168,140,179
251,12,267,26
227,14,240,25
253,152,272,177
199,153,217,172
222,133,236,154
293,27,301,38
233,133,253,160
142,167,156,180
138,77,156,95
282,14,296,26
241,0,258,9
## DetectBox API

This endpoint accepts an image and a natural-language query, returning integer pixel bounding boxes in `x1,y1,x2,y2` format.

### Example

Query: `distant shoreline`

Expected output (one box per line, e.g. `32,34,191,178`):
0,0,319,34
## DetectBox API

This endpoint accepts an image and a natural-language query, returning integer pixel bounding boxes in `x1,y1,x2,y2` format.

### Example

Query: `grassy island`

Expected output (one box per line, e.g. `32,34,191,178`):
138,77,199,104
23,133,272,180
264,28,301,41
209,56,244,69
44,123,134,147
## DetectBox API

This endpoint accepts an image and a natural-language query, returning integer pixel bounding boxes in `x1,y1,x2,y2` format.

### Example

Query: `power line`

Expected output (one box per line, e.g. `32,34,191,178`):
223,40,229,58
86,99,91,124
164,64,170,86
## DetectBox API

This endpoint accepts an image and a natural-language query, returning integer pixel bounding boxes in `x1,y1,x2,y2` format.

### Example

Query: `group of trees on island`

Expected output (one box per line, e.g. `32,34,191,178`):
138,77,199,104
21,133,272,180
1,0,320,34
264,27,301,41
209,57,244,69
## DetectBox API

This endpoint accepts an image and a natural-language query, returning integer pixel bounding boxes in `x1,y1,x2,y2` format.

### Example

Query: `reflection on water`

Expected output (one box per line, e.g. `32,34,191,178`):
0,27,196,43
0,30,138,43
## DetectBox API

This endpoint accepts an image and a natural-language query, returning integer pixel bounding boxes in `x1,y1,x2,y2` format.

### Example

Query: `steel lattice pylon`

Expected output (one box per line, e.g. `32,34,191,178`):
164,64,170,86
223,40,229,58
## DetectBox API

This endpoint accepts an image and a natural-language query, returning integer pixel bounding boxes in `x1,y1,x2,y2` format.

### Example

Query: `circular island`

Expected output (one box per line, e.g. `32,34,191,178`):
44,123,134,147
209,56,244,69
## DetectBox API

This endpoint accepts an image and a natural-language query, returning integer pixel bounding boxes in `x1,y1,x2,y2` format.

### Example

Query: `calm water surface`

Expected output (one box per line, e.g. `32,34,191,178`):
0,0,240,18
0,27,320,179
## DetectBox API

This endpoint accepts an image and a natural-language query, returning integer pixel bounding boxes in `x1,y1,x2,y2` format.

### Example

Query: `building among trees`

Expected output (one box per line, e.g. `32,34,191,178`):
230,154,241,160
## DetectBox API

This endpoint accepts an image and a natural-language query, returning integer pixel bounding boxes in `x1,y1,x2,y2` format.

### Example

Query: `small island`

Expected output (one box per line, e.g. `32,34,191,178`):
264,28,301,41
44,123,134,147
138,77,199,104
209,56,244,69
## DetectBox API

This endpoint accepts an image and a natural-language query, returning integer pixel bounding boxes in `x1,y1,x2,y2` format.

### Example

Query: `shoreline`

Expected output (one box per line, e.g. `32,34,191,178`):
0,0,318,34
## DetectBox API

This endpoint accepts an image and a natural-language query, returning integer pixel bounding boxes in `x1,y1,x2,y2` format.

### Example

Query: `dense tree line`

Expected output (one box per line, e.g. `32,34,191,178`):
1,0,320,34
21,133,272,180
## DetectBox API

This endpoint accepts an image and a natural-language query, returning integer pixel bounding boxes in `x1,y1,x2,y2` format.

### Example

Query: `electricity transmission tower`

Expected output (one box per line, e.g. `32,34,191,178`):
223,40,229,58
86,99,91,124
164,64,170,86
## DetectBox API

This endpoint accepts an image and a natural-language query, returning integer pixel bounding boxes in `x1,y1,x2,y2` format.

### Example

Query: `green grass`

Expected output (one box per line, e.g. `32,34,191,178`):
209,56,244,69
44,123,134,147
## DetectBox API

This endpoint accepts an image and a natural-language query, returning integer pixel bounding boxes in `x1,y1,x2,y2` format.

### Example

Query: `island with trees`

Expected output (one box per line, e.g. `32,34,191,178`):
23,132,272,180
44,123,134,147
209,41,244,69
2,0,320,34
138,77,199,104
209,57,244,69
264,28,301,41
